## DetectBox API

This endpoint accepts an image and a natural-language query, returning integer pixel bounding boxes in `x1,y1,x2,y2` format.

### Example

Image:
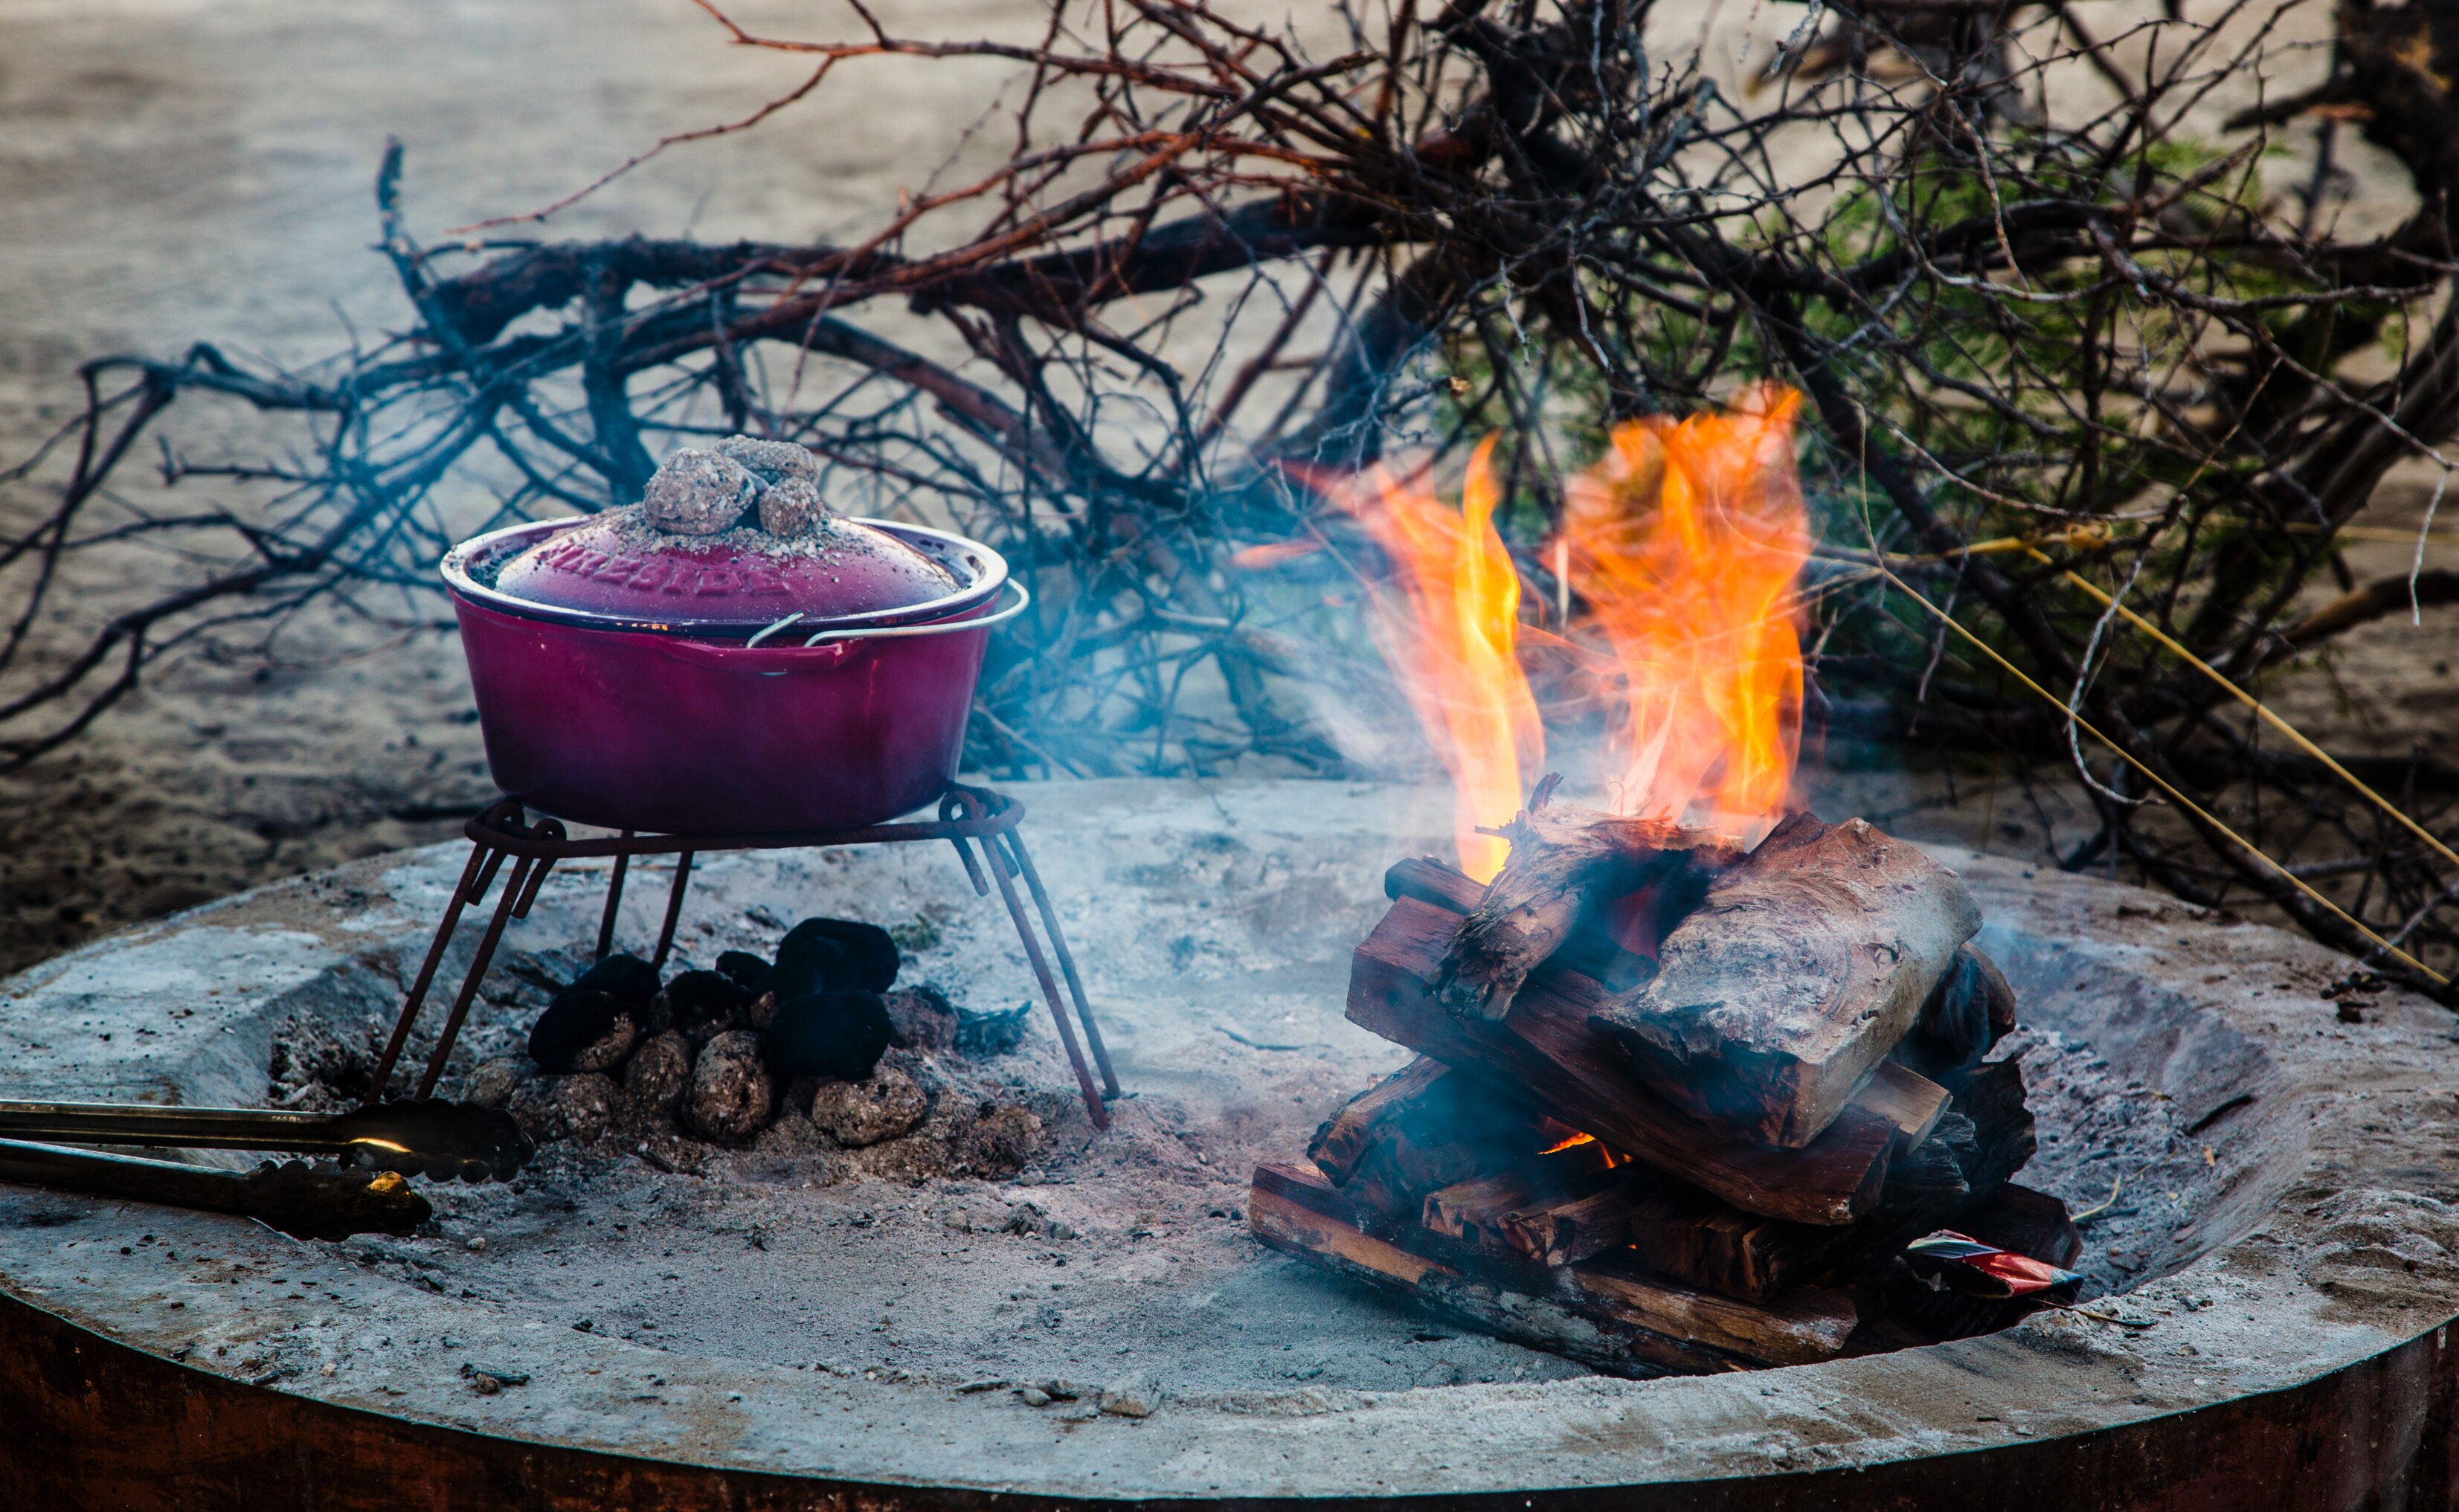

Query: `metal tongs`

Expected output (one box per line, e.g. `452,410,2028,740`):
0,1097,532,1182
0,1098,530,1241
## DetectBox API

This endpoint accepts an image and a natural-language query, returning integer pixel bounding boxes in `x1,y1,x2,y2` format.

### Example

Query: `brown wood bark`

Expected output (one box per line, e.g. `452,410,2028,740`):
1586,814,1981,1148
1247,1162,1746,1377
1348,894,1895,1224
1306,1057,1447,1183
1251,1162,1854,1371
1303,1060,1601,1226
1558,1258,1859,1367
1431,805,1741,1023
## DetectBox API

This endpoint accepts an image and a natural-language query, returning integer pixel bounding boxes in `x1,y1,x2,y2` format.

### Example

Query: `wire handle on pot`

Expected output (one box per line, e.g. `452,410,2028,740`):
800,580,1030,646
746,611,805,648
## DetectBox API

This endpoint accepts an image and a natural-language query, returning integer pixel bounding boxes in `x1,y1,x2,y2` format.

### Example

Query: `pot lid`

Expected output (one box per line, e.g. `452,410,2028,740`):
487,438,960,629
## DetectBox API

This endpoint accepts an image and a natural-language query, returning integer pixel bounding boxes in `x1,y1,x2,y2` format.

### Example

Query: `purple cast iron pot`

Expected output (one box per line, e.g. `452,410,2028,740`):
441,518,1022,836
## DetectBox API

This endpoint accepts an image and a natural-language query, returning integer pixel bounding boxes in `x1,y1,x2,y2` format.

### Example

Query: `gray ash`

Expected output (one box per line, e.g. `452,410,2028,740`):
1998,1026,2219,1299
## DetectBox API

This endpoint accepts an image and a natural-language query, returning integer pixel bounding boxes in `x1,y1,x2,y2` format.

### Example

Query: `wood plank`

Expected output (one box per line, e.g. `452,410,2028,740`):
1558,1258,1859,1366
1347,895,1893,1226
1859,1061,1951,1146
1383,856,1487,914
1381,858,1936,1143
1247,1165,1746,1379
1585,814,1981,1148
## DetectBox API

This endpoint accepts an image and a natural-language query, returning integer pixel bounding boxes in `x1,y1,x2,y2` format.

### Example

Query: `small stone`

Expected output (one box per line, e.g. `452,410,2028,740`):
1099,1375,1158,1418
569,1012,638,1074
686,1030,774,1142
884,985,957,1052
715,434,820,489
465,1235,487,1252
623,1030,692,1110
643,449,761,535
1018,1386,1052,1407
808,1062,928,1147
463,1057,529,1111
758,476,829,538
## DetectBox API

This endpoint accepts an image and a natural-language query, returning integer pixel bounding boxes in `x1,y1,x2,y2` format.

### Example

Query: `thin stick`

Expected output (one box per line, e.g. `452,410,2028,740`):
1877,566,2448,984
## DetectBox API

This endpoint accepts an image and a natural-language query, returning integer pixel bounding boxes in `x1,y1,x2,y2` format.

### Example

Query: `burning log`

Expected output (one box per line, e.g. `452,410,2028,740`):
1310,1055,1836,1301
1432,804,1743,1022
1268,816,2065,1374
1305,1059,1609,1229
1250,1162,1857,1374
1584,814,1982,1148
1890,943,2021,1089
1831,1055,2041,1284
1350,892,1897,1224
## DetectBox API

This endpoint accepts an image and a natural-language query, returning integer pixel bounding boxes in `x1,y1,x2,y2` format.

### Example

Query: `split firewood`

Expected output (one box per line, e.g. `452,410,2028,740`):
1247,1162,1747,1377
1432,803,1743,1023
1958,1181,2082,1270
1383,855,1487,914
1383,858,1951,1141
1889,943,2020,1089
1585,814,1981,1148
1312,1055,1836,1299
1306,1057,1449,1184
1557,1255,1859,1367
1306,1060,1602,1227
1348,893,1897,1224
1421,1162,1616,1254
1832,1054,2040,1283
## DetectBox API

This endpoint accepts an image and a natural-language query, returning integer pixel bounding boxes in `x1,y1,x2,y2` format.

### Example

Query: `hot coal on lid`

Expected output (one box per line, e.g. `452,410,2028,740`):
489,436,957,631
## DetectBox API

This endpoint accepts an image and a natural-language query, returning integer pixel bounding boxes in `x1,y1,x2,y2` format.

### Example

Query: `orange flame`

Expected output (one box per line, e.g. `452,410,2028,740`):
1330,435,1544,881
1323,385,1807,873
1558,383,1808,840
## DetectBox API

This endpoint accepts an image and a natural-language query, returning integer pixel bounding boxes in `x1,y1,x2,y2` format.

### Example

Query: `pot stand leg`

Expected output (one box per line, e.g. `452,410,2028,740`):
364,839,498,1104
411,821,562,1101
649,852,694,972
976,834,1108,1130
1002,830,1119,1100
594,836,633,962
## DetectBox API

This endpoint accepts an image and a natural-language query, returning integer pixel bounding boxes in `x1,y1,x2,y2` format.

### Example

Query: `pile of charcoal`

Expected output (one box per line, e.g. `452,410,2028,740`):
460,916,1043,1176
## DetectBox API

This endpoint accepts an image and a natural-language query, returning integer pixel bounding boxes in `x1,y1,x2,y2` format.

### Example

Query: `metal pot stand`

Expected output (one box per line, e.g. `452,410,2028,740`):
361,782,1119,1127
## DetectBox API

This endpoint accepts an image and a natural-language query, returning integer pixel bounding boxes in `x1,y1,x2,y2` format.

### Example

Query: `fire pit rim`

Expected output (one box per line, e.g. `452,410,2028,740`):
1,779,2454,1501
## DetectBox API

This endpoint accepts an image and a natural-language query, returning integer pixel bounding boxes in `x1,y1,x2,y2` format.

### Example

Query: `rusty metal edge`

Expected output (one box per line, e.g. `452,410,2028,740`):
3,1284,2455,1511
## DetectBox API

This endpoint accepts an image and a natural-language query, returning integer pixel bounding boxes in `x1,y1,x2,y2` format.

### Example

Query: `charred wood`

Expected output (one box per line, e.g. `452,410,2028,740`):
1585,814,1981,1148
1348,894,1895,1224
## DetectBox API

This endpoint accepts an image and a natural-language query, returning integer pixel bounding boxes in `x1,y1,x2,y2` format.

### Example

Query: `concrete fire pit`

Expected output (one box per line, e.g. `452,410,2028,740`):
4,779,2458,1508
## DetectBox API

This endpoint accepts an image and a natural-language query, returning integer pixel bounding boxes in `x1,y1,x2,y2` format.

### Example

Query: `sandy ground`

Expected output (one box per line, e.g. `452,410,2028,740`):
3,0,2456,979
